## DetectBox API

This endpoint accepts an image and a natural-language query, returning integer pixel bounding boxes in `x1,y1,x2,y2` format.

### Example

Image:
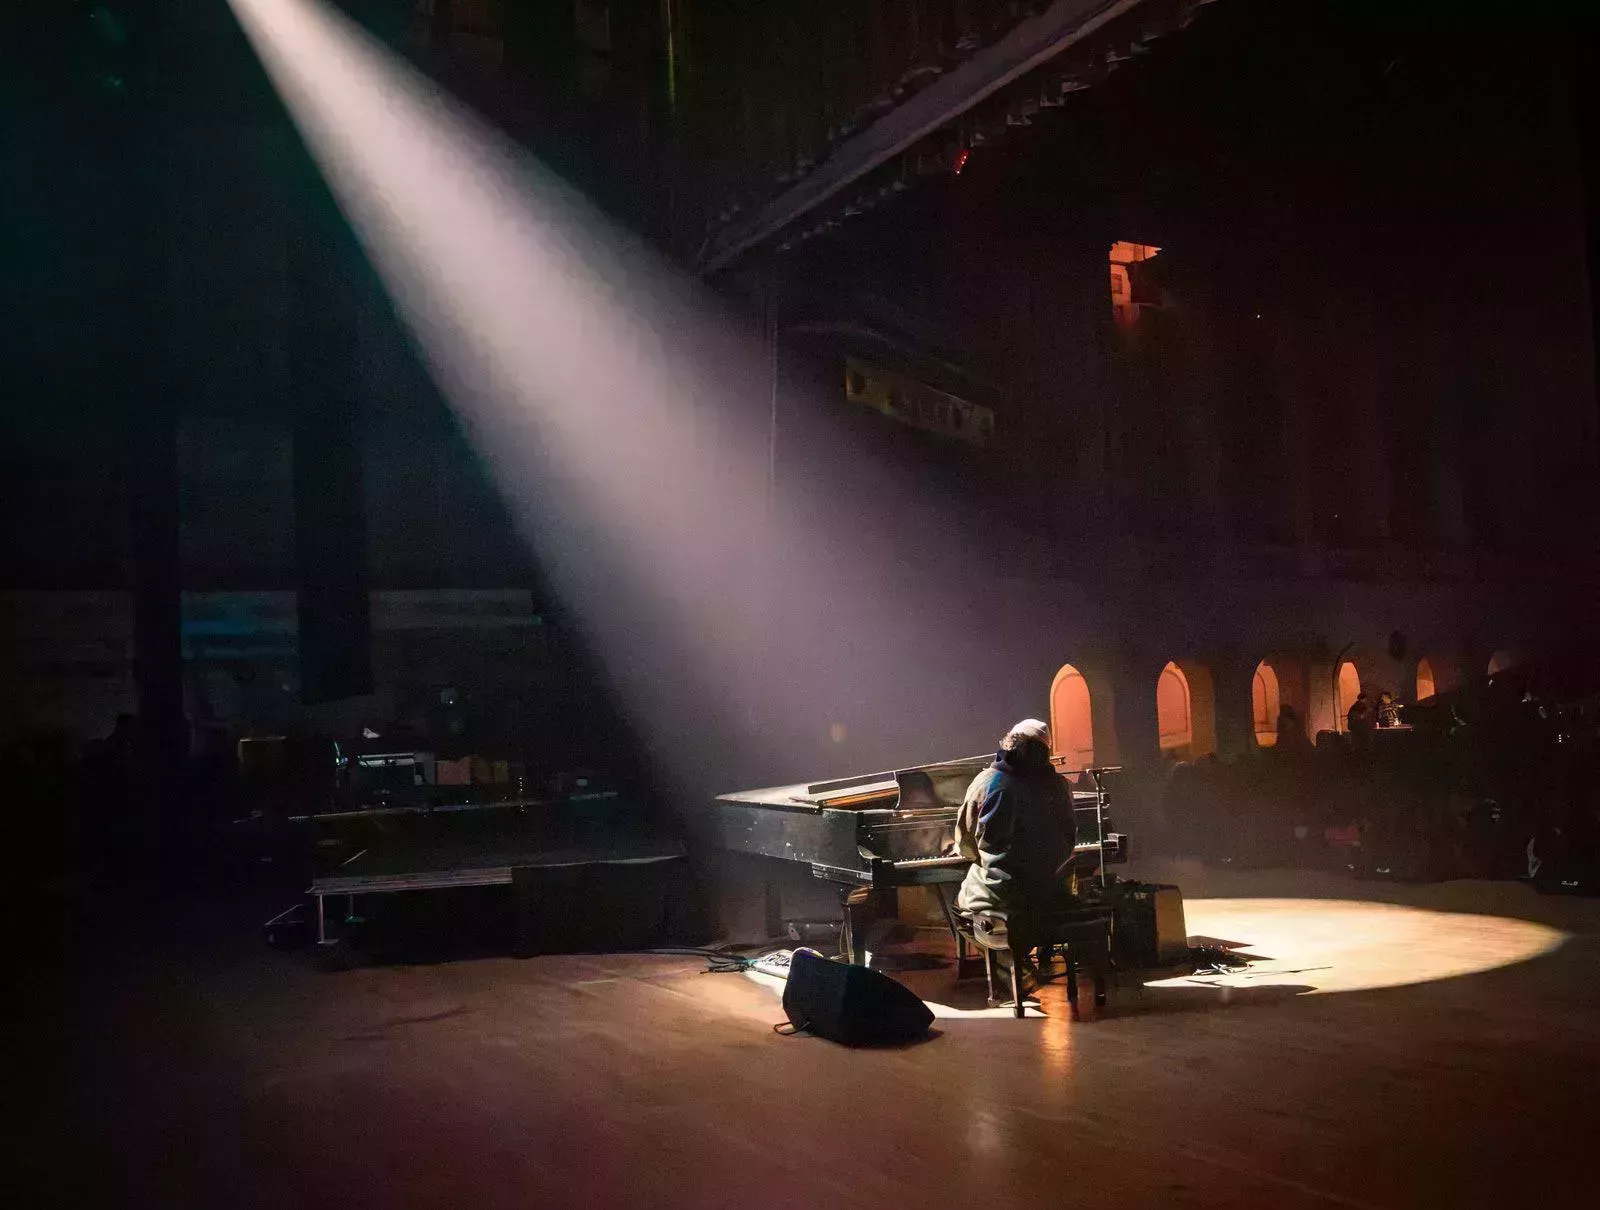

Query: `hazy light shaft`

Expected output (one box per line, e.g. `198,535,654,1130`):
229,0,1022,794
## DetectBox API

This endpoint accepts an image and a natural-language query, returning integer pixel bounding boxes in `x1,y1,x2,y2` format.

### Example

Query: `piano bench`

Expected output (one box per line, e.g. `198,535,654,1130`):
950,906,1112,1019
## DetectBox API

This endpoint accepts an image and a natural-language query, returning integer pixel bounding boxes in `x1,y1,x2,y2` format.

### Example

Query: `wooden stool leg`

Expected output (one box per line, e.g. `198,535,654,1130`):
983,946,998,1004
1009,948,1024,1018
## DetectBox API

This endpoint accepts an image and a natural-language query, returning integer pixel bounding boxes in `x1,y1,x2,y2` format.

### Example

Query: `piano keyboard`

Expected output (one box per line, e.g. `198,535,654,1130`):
892,838,1116,872
890,855,969,870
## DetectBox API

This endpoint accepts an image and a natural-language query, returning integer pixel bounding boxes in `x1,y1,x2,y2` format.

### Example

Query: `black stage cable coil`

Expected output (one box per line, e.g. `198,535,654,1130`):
642,946,757,974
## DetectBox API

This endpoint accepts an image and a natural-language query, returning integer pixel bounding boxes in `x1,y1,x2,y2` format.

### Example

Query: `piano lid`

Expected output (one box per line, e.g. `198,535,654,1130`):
717,755,992,812
715,755,1122,812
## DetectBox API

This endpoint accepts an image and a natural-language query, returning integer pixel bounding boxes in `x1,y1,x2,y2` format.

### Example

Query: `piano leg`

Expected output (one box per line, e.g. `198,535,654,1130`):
763,879,783,941
837,885,902,965
868,886,897,920
840,887,874,965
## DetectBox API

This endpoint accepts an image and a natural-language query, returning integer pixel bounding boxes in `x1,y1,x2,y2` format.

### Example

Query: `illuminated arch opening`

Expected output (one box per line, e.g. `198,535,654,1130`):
1252,661,1282,746
1416,658,1436,701
1156,662,1193,755
1049,664,1095,770
1487,649,1515,676
1335,660,1362,730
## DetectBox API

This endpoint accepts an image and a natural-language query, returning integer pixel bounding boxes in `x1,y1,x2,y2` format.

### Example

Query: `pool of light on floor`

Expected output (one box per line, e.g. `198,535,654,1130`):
742,897,1569,1016
1152,897,1569,996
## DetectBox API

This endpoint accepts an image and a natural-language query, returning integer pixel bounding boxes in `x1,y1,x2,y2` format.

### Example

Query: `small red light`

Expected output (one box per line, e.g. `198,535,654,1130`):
953,148,970,175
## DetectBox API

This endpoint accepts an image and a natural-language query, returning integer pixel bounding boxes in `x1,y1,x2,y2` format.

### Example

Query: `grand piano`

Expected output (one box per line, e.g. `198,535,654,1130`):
711,755,1128,963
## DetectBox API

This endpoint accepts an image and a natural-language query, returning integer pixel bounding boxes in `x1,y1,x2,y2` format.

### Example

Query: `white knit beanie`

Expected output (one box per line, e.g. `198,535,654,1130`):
1000,718,1051,751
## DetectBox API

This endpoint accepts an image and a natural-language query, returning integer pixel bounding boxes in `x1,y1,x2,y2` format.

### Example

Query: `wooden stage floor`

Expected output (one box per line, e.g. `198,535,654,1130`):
21,863,1600,1209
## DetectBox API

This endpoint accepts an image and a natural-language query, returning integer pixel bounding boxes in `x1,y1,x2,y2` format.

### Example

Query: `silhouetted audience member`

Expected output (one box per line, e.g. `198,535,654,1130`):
1347,692,1376,750
1276,704,1312,755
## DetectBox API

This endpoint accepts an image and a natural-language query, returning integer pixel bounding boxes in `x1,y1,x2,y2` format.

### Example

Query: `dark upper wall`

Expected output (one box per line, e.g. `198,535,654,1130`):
1,107,529,591
773,0,1600,572
7,0,1597,590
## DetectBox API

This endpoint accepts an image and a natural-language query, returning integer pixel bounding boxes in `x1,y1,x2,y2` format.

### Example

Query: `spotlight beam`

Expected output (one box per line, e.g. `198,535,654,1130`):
228,0,998,794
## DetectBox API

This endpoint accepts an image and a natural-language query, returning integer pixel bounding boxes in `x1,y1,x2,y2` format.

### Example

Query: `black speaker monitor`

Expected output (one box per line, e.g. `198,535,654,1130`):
781,949,933,1046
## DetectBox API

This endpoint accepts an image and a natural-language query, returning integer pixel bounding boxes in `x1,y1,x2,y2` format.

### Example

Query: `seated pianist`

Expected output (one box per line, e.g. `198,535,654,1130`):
953,718,1078,998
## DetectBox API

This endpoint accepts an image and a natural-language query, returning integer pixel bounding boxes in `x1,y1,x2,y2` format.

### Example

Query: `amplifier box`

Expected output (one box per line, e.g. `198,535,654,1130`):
1112,883,1189,968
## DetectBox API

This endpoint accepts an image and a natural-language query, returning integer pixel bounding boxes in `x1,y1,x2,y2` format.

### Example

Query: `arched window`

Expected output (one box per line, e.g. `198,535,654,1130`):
1252,661,1282,746
1050,664,1095,770
1416,658,1436,701
1336,661,1362,730
1156,662,1193,754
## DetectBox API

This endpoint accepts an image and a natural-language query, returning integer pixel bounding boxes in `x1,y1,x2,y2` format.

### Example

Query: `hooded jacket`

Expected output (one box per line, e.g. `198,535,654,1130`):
953,743,1076,916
